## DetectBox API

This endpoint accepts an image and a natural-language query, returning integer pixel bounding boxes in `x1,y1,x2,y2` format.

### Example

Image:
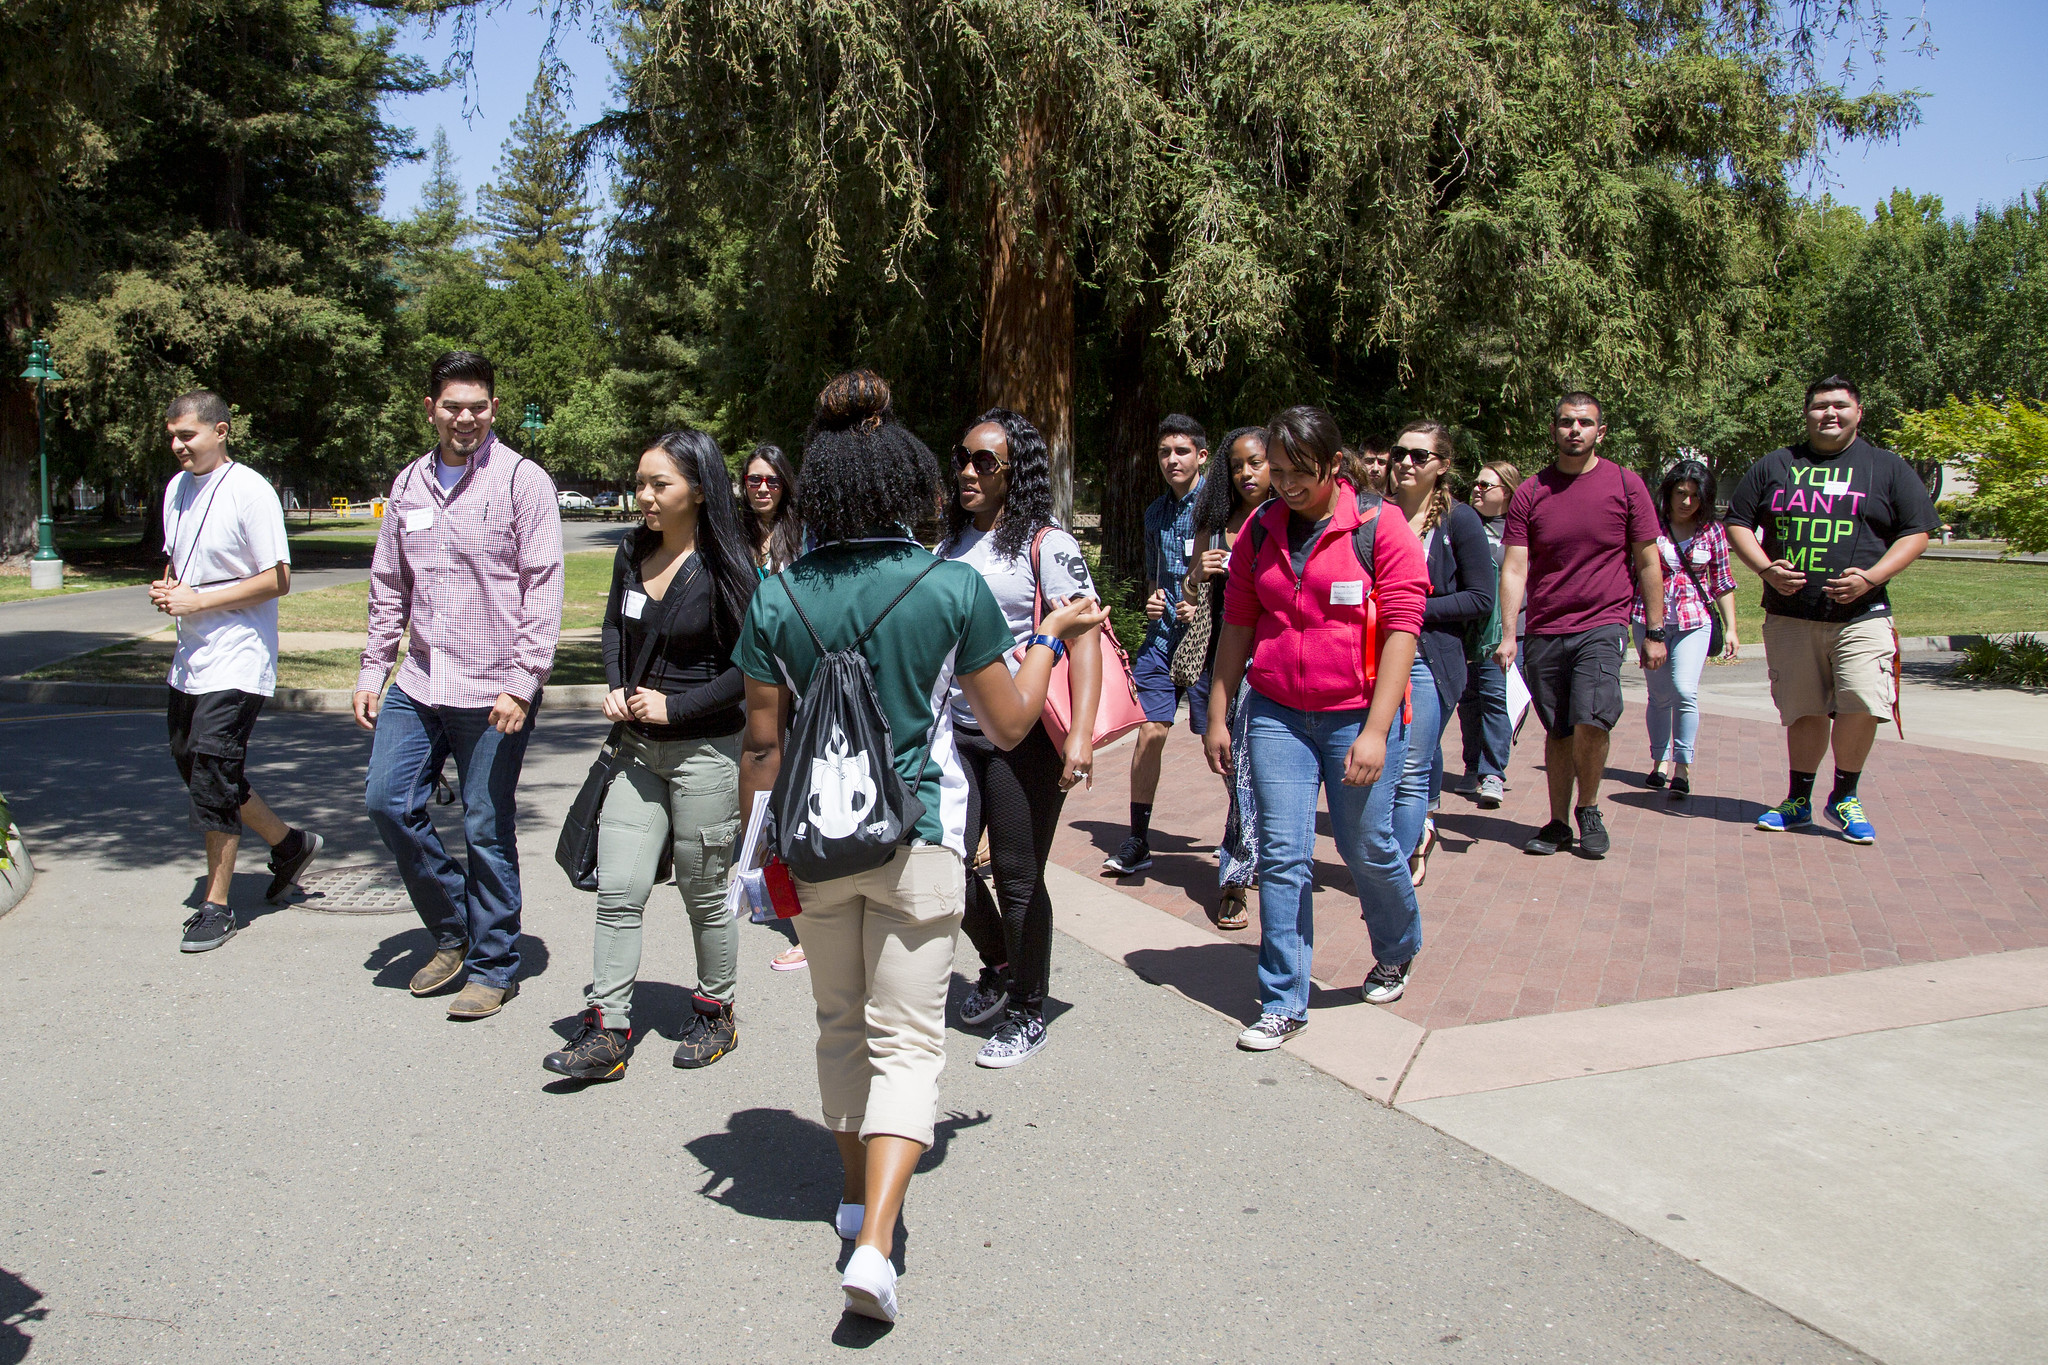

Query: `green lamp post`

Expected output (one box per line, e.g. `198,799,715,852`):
19,338,63,590
519,401,545,449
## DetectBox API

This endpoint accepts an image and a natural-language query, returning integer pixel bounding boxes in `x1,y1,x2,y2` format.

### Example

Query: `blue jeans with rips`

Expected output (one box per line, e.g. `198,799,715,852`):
1245,689,1421,1022
364,685,533,989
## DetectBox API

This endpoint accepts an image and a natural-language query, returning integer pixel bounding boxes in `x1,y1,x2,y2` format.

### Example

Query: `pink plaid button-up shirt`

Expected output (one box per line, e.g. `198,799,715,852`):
356,434,564,707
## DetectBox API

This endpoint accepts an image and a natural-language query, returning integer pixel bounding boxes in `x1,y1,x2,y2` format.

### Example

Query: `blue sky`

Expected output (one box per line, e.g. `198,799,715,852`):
375,0,2048,225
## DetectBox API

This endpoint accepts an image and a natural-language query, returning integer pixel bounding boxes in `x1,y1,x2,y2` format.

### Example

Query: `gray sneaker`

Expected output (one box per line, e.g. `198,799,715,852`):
1475,774,1505,808
1236,1014,1307,1051
960,971,1009,1026
180,903,237,953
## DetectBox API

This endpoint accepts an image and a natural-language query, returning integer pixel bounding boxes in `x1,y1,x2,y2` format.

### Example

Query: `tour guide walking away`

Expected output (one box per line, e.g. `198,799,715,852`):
1205,405,1431,1048
153,390,324,953
1725,375,1937,844
734,372,1104,1324
1493,393,1666,857
354,351,565,1020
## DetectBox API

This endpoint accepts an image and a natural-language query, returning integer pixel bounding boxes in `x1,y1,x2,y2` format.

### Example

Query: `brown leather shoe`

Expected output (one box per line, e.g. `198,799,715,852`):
409,947,467,996
447,980,517,1019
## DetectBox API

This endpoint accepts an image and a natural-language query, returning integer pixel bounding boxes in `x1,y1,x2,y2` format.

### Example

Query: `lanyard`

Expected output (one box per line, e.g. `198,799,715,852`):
167,463,236,586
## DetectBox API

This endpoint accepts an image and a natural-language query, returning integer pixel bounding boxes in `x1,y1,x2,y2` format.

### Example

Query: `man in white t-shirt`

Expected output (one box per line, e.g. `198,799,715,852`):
151,391,323,953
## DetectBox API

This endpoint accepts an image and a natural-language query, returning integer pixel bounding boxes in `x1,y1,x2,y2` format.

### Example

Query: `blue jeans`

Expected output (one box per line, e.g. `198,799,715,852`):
1635,623,1710,763
1457,655,1511,779
1393,654,1447,859
1246,690,1421,1021
364,685,533,988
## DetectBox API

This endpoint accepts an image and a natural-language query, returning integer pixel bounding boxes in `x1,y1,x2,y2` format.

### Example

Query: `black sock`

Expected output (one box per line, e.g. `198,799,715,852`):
1130,803,1153,842
1828,769,1861,806
272,828,303,860
1788,770,1816,804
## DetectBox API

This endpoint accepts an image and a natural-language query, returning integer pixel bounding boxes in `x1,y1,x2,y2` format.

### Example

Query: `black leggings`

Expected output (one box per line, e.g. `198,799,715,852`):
958,722,1067,1017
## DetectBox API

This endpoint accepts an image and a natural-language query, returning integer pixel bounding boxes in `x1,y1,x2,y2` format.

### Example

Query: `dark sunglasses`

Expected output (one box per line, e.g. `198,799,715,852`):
1470,479,1502,493
744,474,783,489
951,445,1009,476
1389,444,1438,465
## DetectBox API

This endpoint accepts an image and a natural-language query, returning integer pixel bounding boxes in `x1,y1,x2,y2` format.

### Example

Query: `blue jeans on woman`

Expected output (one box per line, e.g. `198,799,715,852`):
1393,654,1447,859
364,685,533,989
1457,655,1512,780
1634,622,1711,763
1245,689,1421,1022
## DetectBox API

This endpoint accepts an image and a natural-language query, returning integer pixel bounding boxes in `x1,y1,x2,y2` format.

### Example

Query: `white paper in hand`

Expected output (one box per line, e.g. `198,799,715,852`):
722,790,774,919
1505,661,1533,733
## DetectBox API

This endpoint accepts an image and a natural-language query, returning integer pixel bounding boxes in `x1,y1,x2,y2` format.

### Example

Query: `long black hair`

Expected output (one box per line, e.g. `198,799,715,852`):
629,428,758,648
937,407,1054,561
1657,458,1719,530
1194,425,1267,533
798,370,942,544
742,443,803,569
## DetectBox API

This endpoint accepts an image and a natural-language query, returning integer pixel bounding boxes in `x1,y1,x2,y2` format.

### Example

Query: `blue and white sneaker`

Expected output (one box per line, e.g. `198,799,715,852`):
1825,795,1877,844
1756,796,1812,832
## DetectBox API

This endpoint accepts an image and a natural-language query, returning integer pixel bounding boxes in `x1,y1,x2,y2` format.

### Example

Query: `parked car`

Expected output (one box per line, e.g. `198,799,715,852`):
558,491,596,512
594,490,621,509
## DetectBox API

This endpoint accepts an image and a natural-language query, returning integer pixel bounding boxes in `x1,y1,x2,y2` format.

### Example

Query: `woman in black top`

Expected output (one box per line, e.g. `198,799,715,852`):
543,428,759,1082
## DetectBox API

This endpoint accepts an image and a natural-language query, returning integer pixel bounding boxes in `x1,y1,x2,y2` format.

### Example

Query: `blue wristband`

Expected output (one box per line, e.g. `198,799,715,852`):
1027,633,1067,662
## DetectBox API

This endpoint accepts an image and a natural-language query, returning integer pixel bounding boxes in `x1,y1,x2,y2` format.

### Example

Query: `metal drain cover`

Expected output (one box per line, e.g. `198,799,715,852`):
291,866,414,915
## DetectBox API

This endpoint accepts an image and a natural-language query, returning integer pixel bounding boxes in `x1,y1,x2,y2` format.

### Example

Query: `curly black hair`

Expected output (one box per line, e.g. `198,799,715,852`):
627,428,758,650
1194,425,1268,534
741,443,804,570
937,407,1054,562
797,371,942,545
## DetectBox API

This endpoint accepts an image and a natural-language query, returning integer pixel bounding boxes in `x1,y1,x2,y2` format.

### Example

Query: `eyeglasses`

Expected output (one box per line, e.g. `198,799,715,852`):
951,446,1009,476
1389,445,1438,465
744,474,783,490
1470,479,1502,494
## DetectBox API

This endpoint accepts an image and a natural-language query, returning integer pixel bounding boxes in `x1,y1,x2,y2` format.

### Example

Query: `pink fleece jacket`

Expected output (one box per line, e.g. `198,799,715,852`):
1222,481,1430,713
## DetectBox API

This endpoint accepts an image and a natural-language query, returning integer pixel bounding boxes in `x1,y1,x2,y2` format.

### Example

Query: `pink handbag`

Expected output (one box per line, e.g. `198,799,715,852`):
1013,527,1148,749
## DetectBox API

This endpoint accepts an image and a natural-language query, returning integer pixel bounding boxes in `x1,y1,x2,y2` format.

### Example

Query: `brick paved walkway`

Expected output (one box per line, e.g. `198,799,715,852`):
1048,709,2048,1032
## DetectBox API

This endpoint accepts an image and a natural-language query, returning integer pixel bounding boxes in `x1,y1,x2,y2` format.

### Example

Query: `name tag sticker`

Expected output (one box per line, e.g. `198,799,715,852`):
1183,538,1195,556
1823,478,1851,496
1330,580,1365,606
624,590,649,620
404,506,433,533
1692,546,1711,565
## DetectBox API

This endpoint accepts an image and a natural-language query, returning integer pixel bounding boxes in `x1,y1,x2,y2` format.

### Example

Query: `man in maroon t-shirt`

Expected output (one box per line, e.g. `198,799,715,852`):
1494,394,1666,857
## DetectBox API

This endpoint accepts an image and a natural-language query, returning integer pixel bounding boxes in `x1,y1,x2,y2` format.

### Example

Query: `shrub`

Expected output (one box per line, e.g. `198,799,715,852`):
1953,634,2048,688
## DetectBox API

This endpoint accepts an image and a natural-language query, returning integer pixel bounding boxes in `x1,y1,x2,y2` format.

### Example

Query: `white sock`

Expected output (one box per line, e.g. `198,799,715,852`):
835,1202,864,1239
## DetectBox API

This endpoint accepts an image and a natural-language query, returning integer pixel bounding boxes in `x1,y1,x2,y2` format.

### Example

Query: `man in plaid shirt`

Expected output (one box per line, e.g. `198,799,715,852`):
354,351,564,1020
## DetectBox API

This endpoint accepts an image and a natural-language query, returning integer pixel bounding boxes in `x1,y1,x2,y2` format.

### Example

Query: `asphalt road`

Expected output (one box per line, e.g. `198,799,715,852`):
0,704,1867,1363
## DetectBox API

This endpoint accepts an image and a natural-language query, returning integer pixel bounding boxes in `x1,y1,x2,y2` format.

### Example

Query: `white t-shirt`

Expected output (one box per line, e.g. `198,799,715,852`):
941,523,1097,728
434,458,466,491
160,463,292,697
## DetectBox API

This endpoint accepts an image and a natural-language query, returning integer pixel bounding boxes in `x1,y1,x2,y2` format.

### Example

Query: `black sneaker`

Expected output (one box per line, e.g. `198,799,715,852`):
1362,958,1414,1004
180,903,237,953
673,997,738,1069
975,1011,1047,1069
263,829,323,904
960,969,1009,1026
1523,820,1574,855
1102,835,1152,876
1644,769,1668,789
543,1009,632,1082
1575,805,1610,858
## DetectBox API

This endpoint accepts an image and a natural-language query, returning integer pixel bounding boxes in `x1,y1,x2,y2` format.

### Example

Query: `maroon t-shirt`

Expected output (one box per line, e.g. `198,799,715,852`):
1503,457,1658,636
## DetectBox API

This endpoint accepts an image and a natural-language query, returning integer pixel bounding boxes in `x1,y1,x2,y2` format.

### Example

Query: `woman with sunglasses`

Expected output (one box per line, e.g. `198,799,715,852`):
1384,421,1494,887
1633,458,1739,798
1185,425,1272,931
741,444,802,576
1206,406,1430,1045
940,410,1103,1068
1453,460,1524,809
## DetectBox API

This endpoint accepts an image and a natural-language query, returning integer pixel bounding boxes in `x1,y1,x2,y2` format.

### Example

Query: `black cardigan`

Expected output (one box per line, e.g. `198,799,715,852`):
601,538,748,741
1416,500,1496,712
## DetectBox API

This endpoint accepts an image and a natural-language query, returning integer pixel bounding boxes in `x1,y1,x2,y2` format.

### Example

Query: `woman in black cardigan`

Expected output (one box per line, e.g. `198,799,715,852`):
1385,420,1494,887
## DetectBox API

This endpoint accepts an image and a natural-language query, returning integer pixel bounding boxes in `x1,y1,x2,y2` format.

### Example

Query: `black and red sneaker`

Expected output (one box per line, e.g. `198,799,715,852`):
543,1009,631,1082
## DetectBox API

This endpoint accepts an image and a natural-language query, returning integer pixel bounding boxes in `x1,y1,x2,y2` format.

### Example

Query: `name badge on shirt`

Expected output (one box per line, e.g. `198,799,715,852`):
624,590,649,620
404,506,433,533
1691,545,1710,565
1330,580,1365,606
1822,477,1851,496
1183,537,1195,556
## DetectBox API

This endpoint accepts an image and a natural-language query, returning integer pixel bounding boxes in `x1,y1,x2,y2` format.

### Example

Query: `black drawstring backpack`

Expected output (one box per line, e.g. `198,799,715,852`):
769,559,942,883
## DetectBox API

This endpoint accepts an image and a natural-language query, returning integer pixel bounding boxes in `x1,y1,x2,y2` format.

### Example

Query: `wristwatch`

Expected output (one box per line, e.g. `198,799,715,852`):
1643,626,1668,643
1026,633,1068,662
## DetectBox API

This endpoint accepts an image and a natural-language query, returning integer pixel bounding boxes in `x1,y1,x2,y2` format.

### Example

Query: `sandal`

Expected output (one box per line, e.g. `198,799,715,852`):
770,944,808,971
1217,888,1250,931
1409,819,1437,889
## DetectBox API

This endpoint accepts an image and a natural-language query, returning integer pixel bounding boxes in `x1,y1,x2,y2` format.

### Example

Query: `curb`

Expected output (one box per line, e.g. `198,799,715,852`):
0,680,615,712
1898,632,2045,653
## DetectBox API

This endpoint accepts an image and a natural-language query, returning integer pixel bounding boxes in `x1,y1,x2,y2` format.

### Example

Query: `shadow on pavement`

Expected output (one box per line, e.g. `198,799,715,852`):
0,1267,44,1365
362,927,551,990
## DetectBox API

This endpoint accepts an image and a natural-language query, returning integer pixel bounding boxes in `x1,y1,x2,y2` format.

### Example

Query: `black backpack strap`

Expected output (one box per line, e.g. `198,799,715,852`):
852,555,945,647
1351,487,1385,576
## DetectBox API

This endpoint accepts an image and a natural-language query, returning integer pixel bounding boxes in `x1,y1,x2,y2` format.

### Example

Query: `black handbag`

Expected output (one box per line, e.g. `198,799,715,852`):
1672,536,1727,659
554,558,691,891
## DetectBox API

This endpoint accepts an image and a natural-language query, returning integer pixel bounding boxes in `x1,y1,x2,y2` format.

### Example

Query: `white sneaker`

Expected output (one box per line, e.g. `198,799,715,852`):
841,1244,898,1322
835,1202,864,1239
1236,1013,1307,1051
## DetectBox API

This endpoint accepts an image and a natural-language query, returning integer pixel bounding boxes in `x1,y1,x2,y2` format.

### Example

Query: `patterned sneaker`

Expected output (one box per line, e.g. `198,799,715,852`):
1475,774,1505,808
263,829,323,904
1825,795,1877,844
1102,835,1152,876
1362,958,1414,1004
1756,796,1813,832
976,1011,1047,1069
959,970,1009,1026
672,997,738,1069
542,1009,631,1082
1236,1014,1307,1051
180,903,237,953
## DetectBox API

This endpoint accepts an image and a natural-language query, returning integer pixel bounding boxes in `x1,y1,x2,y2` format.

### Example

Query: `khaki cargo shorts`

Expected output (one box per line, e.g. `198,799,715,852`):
1762,614,1898,724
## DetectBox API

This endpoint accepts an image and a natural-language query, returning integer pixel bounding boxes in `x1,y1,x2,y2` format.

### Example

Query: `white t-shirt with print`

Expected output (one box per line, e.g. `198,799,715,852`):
941,523,1097,729
160,463,292,697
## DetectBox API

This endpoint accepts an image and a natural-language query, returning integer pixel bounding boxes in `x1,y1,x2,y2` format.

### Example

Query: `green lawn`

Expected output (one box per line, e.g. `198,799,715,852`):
275,549,611,632
1729,558,2048,636
0,563,156,603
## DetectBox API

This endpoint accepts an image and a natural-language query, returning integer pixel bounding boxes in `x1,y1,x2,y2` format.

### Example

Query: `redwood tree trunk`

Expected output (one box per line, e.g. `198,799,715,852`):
1,299,40,559
977,96,1075,530
1099,305,1160,599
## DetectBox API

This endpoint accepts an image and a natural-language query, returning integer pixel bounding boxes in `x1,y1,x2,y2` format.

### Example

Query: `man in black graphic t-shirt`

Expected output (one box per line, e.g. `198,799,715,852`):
1725,375,1938,846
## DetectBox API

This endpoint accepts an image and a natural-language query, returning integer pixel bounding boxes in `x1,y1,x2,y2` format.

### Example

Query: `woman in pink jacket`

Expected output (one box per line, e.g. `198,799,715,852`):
1205,406,1431,1049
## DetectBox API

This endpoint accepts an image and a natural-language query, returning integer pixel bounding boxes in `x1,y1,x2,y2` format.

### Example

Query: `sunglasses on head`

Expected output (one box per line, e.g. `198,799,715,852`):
744,474,782,489
951,445,1009,476
1389,444,1438,465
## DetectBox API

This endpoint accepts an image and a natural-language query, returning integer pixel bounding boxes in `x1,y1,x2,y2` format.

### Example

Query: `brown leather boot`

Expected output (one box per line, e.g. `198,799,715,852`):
409,947,467,996
447,980,517,1019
